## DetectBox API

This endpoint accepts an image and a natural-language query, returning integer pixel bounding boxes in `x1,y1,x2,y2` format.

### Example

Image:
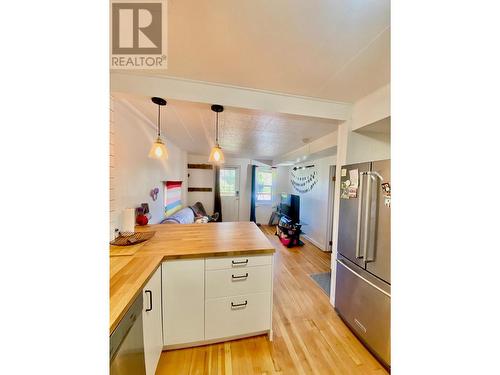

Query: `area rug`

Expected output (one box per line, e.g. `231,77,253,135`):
310,271,331,296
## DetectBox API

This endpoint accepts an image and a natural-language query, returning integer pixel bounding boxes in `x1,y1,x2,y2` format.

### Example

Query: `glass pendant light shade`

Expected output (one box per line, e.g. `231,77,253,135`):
148,137,169,159
208,145,225,163
209,104,225,163
149,97,168,160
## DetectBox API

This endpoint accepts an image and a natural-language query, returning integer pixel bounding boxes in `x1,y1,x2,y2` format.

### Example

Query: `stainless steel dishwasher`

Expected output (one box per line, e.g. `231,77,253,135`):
110,293,146,375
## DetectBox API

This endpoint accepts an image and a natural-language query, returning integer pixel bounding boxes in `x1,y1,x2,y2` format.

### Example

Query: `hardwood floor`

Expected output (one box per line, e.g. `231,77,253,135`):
156,225,388,374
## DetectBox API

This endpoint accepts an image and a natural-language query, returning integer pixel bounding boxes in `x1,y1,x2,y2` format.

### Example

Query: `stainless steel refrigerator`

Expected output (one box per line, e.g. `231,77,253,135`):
335,159,391,367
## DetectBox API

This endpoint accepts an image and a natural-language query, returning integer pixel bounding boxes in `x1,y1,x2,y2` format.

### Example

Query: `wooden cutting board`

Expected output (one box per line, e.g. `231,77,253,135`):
109,231,155,256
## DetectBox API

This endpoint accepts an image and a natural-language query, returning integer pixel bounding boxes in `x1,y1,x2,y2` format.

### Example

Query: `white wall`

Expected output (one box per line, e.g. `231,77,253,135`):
111,98,188,233
347,125,391,164
275,155,336,251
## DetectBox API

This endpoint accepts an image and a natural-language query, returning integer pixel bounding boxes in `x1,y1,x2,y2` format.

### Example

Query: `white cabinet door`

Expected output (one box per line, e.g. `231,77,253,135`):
162,259,205,346
142,266,163,375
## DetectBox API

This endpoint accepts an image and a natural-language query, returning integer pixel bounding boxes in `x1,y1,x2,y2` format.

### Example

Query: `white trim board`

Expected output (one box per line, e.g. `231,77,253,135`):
302,234,327,252
111,72,352,120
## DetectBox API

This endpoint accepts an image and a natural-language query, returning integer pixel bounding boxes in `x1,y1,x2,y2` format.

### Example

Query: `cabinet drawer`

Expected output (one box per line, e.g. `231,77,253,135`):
205,292,271,340
205,254,272,270
206,265,272,299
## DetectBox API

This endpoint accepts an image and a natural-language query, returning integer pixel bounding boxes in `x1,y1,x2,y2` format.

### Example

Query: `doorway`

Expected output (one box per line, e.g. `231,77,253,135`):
219,166,240,222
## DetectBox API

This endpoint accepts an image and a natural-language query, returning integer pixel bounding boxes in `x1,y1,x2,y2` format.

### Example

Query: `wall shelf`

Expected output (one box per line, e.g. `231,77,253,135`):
188,187,213,192
188,164,213,170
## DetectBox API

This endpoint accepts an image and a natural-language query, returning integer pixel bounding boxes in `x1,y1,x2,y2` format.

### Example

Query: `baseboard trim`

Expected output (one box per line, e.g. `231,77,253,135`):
163,330,271,350
302,234,326,251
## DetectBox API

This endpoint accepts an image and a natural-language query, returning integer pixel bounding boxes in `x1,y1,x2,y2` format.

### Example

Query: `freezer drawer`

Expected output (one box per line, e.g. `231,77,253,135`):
335,258,391,367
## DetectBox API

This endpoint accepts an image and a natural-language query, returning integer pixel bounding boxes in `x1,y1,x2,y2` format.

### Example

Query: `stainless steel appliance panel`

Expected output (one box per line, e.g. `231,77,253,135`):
110,293,146,375
335,256,391,366
366,159,391,283
337,162,371,268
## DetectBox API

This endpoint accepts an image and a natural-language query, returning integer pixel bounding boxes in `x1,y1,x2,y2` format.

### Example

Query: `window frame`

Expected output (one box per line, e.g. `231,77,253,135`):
219,167,237,197
255,168,274,205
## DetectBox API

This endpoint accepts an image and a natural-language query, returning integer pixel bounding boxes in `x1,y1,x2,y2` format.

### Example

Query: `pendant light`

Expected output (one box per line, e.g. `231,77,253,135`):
208,104,225,163
148,97,168,160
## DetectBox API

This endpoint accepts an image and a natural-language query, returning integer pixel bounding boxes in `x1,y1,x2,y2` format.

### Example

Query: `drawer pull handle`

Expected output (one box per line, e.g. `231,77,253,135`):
231,300,248,308
145,290,152,312
231,273,248,280
232,259,249,265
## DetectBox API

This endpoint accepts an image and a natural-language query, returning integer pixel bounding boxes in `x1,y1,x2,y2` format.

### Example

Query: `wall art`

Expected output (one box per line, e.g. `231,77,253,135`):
290,166,318,194
164,181,182,217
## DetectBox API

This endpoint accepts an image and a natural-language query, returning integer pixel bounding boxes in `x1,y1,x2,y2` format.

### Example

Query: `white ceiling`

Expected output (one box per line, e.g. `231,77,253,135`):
128,0,390,102
116,94,340,159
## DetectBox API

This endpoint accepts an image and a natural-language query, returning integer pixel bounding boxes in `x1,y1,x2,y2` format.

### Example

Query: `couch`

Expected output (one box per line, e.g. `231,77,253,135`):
160,202,219,224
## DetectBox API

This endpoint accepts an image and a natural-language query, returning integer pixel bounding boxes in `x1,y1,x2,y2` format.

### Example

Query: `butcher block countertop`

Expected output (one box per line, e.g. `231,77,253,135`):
109,222,275,335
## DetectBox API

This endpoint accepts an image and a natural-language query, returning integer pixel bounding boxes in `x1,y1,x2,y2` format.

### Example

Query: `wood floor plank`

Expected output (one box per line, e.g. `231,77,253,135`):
156,225,388,375
224,343,233,375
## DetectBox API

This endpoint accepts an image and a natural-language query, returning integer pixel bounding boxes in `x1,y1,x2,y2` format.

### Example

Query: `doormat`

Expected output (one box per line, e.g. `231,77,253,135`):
310,271,331,296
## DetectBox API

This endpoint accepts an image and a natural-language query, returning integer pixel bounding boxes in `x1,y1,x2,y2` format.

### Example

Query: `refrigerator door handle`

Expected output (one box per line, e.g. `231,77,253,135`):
362,172,372,261
336,259,391,298
364,174,377,262
355,172,365,259
371,171,383,181
365,172,383,262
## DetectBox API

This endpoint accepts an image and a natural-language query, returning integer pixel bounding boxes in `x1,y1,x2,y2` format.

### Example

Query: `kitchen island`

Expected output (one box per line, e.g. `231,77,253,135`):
110,222,275,374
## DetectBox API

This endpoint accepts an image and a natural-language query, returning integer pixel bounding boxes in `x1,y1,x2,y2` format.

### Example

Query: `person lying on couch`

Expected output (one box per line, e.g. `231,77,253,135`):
160,202,219,224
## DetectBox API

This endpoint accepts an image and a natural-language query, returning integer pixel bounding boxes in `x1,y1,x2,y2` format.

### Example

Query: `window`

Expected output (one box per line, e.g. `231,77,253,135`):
256,168,273,204
220,168,236,196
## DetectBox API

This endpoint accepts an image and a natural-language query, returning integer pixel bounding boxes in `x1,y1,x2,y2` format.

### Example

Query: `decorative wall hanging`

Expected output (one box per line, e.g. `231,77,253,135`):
164,181,182,216
290,165,318,194
150,187,159,201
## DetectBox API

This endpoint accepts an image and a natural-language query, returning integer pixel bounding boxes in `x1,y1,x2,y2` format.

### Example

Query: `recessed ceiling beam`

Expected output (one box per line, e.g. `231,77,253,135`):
351,84,390,130
111,72,351,121
273,131,338,165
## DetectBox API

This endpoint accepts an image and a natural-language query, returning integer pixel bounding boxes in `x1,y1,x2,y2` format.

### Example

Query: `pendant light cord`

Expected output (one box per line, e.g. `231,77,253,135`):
215,112,219,146
157,105,161,137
